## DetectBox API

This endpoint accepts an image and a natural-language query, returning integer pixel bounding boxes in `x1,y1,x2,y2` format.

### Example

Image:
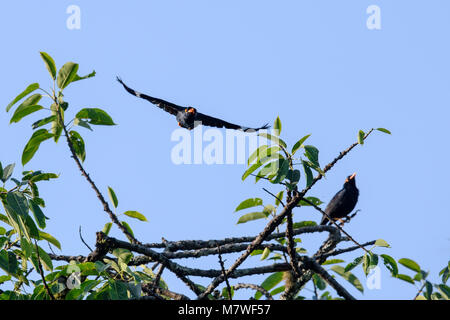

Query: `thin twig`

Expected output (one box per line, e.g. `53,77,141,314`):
262,188,285,207
217,245,232,300
153,265,165,288
234,283,273,300
79,226,94,252
34,240,55,300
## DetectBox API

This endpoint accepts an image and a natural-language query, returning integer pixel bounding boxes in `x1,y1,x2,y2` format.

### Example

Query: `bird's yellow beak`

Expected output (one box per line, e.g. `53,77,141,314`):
345,172,357,182
186,107,195,114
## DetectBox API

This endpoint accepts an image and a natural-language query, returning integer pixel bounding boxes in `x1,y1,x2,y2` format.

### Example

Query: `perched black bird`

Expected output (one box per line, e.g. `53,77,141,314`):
117,77,269,132
320,173,359,225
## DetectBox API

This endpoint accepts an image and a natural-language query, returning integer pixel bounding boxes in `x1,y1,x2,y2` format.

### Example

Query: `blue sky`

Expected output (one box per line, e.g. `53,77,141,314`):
1,1,449,299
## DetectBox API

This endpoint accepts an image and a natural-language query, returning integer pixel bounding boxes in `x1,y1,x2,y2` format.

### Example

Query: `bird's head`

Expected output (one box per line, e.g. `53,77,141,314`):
344,172,357,188
185,107,197,115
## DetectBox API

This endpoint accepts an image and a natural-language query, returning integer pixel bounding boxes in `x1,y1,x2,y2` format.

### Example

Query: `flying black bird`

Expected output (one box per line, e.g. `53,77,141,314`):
116,77,269,131
320,173,359,225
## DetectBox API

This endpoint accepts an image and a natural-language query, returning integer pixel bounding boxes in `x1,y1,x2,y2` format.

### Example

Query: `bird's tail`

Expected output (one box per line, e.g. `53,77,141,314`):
320,216,329,225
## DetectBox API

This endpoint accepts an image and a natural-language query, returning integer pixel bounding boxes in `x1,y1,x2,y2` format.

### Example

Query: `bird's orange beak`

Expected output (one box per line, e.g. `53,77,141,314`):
346,172,357,182
187,108,195,114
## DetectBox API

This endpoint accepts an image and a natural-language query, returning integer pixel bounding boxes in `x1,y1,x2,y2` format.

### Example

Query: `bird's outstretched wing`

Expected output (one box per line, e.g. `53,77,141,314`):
117,77,184,116
195,112,269,132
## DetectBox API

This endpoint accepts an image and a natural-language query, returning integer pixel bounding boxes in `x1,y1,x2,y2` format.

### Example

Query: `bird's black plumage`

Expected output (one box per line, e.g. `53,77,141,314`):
320,173,359,225
117,77,269,132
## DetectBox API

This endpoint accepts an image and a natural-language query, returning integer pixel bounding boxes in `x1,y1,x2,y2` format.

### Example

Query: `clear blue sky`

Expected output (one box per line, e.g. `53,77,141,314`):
1,1,449,299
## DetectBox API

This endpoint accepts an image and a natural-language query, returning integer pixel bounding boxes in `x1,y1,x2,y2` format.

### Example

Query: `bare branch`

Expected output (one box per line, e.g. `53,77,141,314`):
234,283,273,300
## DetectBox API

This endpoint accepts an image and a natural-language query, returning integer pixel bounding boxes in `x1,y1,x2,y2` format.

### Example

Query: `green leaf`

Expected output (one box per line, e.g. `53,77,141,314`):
291,134,311,155
261,247,271,261
10,102,43,124
108,186,119,208
6,83,39,112
249,146,281,166
0,250,19,275
57,62,79,89
273,116,282,136
274,191,284,206
234,198,263,212
24,213,40,238
398,258,421,273
1,163,15,183
102,223,112,235
6,192,29,217
22,129,54,165
358,130,365,145
396,274,415,285
362,254,371,276
72,70,96,83
29,173,59,183
369,253,379,268
258,132,287,148
50,103,64,143
377,128,391,135
255,272,284,300
123,210,147,222
312,274,326,290
75,108,116,126
330,265,364,293
304,145,320,168
381,254,398,276
437,284,450,299
297,196,323,207
112,248,133,264
73,118,93,131
237,212,267,224
221,286,234,300
108,280,128,300
0,275,11,285
322,259,345,266
271,159,289,184
31,115,57,129
38,231,61,250
269,286,285,296
69,131,86,162
29,200,48,229
248,145,268,165
292,221,317,228
242,161,264,181
121,221,134,238
302,161,314,187
424,281,433,299
39,52,57,80
345,256,364,273
286,169,300,184
34,245,53,271
374,239,391,248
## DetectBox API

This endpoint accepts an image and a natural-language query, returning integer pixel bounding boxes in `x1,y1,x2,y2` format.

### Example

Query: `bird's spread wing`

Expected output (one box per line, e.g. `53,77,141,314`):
196,112,269,132
117,77,184,116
